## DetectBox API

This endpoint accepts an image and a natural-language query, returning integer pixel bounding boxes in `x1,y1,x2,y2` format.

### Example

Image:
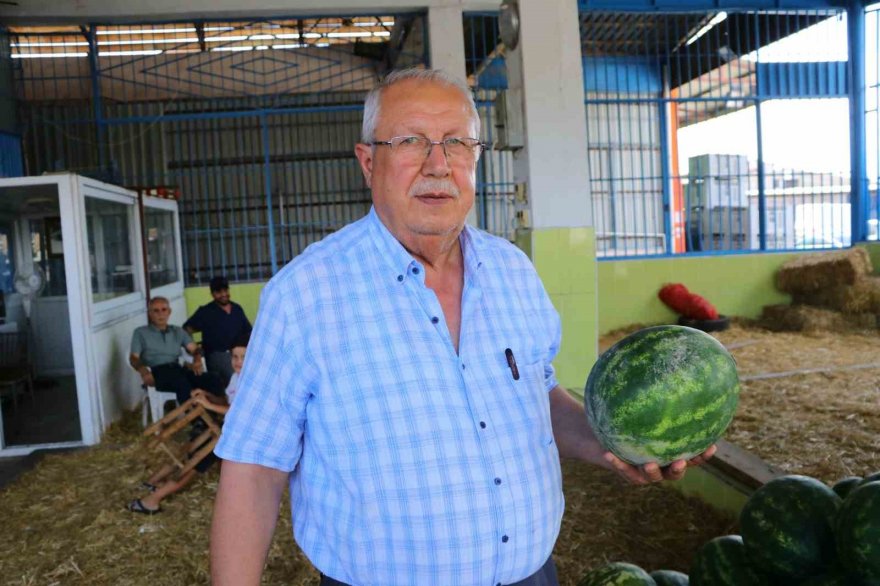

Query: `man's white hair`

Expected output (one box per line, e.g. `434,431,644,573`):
361,68,480,143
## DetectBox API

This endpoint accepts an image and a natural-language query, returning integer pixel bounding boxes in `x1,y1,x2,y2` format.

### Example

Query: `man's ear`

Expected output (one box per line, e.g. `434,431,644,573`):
354,143,374,188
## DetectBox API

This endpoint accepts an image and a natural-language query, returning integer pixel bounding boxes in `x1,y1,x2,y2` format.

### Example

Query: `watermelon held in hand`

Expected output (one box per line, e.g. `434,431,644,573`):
689,535,770,586
740,475,842,580
649,569,689,585
836,481,880,581
578,562,657,586
584,325,740,466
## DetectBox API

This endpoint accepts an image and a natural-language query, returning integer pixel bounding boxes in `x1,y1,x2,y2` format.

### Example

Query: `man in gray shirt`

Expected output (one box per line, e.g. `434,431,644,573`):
130,296,224,404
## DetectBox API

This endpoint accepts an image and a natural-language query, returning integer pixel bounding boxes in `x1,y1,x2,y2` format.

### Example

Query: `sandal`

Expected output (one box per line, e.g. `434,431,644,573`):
127,499,161,515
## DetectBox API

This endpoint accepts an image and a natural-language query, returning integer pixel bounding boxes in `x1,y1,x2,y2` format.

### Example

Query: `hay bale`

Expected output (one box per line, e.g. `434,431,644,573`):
760,304,876,333
792,276,880,314
776,248,873,294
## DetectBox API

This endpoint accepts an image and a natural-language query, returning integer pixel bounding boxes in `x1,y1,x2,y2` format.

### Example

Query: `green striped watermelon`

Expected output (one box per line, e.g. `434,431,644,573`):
800,569,866,586
740,475,841,580
832,476,863,500
836,481,880,581
649,569,689,585
584,325,740,465
689,535,769,586
578,562,657,586
859,471,880,486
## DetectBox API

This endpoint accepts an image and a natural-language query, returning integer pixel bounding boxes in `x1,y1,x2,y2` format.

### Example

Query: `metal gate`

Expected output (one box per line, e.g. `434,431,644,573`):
10,15,428,283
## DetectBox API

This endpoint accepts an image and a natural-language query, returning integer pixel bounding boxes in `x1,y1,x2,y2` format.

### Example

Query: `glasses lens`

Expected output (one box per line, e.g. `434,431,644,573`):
393,136,430,160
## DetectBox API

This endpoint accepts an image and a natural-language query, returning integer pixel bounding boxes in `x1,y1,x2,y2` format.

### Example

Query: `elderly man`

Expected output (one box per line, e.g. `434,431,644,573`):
211,69,714,586
130,296,223,405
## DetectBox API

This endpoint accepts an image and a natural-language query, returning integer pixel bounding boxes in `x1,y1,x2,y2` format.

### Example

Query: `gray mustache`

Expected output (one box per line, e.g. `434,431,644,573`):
409,179,460,198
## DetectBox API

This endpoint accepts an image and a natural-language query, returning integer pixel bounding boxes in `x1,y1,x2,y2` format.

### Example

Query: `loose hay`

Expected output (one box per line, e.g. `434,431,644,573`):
792,275,880,314
0,412,735,585
601,321,880,485
759,303,876,333
775,247,873,294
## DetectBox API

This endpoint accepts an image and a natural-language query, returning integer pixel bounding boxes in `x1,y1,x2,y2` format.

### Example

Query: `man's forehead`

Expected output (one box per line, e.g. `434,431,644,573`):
379,81,475,130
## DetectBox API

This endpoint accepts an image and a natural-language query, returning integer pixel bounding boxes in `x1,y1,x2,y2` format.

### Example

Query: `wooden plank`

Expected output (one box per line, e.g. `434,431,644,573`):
706,439,786,491
178,437,219,477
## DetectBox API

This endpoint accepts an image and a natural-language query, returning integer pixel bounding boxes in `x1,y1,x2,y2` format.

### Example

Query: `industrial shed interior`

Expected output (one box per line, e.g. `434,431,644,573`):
0,0,878,584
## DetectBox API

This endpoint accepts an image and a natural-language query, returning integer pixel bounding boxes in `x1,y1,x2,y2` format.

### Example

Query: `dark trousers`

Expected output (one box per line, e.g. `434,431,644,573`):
320,556,558,586
151,363,224,404
205,350,234,388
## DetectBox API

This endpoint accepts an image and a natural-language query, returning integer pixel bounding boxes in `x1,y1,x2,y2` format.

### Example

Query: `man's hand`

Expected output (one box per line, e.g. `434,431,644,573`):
141,369,155,387
603,444,718,485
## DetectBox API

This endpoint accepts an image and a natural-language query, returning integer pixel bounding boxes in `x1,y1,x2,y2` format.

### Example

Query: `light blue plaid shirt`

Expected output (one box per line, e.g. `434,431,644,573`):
216,208,564,586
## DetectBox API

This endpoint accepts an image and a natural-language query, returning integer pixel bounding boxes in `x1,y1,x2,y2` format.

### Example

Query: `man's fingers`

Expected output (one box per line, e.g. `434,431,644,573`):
605,453,648,485
642,462,664,483
688,444,718,467
662,460,687,481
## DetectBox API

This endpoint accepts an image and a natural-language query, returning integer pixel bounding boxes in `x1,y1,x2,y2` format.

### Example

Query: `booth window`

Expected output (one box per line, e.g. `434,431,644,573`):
144,208,179,289
85,197,135,301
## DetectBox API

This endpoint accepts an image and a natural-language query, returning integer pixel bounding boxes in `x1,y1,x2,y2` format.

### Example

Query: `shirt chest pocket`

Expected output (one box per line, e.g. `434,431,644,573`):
493,354,555,448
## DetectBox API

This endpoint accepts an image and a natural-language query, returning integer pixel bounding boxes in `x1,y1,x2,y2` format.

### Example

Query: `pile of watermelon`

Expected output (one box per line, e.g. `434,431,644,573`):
577,472,880,586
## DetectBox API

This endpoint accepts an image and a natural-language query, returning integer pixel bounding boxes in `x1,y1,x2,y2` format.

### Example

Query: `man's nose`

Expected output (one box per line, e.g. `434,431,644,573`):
421,142,451,175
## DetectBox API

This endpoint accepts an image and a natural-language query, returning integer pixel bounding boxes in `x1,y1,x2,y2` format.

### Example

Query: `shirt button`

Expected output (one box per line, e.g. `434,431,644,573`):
494,477,502,485
461,363,466,370
397,275,404,282
501,535,509,543
412,267,420,274
479,421,486,428
431,316,439,324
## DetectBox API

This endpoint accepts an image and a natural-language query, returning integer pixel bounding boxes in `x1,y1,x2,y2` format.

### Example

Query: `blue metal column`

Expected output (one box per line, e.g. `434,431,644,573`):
754,19,767,251
85,25,107,173
261,113,278,274
659,66,673,255
848,0,868,244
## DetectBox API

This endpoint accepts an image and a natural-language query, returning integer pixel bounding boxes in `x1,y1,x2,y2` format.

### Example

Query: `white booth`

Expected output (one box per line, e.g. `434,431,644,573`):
0,173,184,455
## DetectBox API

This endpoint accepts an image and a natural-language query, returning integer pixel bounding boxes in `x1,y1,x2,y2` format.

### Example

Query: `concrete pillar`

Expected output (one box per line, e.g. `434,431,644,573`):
507,0,597,390
427,5,478,226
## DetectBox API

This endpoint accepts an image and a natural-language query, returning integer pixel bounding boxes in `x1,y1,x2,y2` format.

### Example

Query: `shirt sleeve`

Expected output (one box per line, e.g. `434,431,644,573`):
214,279,313,472
180,327,193,347
183,306,203,332
130,328,144,356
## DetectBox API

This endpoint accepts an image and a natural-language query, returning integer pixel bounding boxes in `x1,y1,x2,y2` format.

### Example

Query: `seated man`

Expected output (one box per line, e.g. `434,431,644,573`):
183,276,252,388
130,296,223,406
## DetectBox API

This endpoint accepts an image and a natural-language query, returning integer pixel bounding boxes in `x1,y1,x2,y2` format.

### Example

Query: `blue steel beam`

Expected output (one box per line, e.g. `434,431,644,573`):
578,0,852,11
849,0,869,242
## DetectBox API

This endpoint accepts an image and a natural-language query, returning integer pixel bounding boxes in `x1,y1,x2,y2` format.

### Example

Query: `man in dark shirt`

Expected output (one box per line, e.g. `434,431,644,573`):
183,276,252,387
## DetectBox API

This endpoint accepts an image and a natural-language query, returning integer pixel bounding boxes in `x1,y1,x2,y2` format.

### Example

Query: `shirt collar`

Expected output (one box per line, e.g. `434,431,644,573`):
366,206,485,284
148,323,172,334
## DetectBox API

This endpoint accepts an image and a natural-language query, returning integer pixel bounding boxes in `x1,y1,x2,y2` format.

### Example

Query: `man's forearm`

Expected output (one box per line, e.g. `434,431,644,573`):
211,461,289,586
548,386,611,468
129,354,148,375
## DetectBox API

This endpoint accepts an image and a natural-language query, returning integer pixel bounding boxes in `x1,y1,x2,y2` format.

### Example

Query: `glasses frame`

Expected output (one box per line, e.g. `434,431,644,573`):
370,135,488,163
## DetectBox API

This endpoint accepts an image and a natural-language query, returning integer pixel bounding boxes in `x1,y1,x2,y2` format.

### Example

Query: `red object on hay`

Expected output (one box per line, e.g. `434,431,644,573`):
658,283,719,320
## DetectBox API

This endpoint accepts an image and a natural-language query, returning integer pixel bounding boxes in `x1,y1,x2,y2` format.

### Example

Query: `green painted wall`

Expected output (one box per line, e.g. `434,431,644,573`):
184,282,265,326
597,252,799,335
519,227,599,392
859,242,880,274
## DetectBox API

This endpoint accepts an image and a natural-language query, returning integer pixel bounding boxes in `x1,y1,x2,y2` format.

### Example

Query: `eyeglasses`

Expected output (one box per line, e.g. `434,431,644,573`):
371,136,486,164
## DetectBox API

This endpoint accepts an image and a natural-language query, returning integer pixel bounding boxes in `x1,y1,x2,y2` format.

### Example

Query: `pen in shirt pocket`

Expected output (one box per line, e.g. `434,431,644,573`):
504,348,520,381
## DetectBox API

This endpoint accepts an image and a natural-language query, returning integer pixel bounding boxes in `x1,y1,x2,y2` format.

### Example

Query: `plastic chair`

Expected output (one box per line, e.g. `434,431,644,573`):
141,384,180,428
